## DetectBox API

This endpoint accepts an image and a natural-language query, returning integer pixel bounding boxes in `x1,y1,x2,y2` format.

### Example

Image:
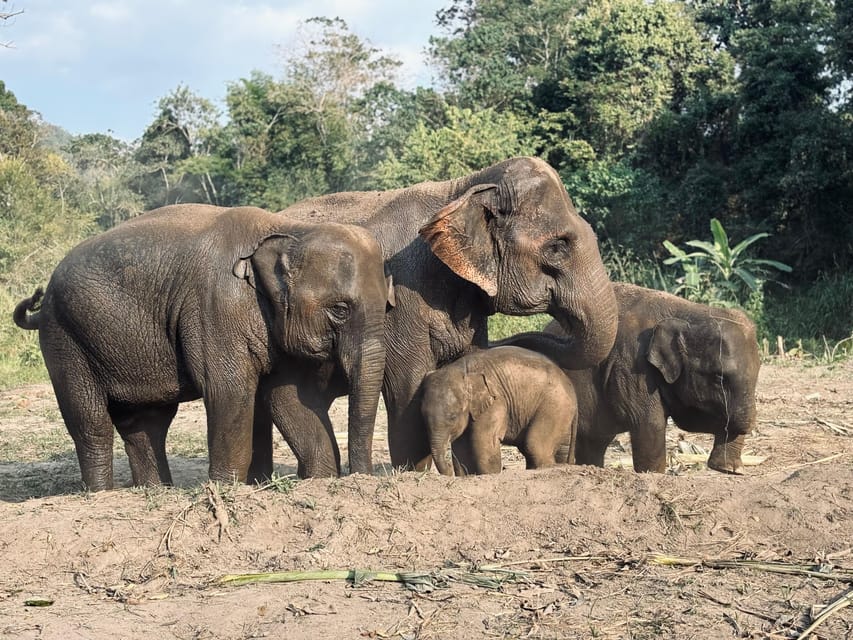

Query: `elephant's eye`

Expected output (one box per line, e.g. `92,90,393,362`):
544,237,571,260
327,302,351,323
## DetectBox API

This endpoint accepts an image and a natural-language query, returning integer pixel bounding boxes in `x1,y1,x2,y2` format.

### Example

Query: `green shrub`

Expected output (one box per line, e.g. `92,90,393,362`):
764,271,853,354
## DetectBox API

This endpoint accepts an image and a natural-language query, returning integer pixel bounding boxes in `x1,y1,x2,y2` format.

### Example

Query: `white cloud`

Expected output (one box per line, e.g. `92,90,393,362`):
217,4,308,45
16,9,86,66
88,2,133,23
3,0,445,139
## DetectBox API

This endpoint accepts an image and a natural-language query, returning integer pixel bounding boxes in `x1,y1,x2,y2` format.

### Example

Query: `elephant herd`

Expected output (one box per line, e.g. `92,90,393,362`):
12,157,760,492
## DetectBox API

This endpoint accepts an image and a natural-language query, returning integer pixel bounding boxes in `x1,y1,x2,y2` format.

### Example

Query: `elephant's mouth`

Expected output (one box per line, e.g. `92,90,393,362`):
548,305,584,342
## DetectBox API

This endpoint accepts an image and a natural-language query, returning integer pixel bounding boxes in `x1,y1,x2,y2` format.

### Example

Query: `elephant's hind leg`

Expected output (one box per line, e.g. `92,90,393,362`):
522,404,573,470
51,376,115,491
521,423,560,470
113,404,178,486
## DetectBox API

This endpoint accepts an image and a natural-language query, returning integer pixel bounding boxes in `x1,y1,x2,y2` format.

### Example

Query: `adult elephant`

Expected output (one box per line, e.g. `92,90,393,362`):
279,156,618,471
13,205,390,490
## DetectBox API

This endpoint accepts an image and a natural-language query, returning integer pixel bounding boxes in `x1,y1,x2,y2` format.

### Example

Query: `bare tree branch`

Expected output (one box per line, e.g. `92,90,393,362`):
1,4,23,49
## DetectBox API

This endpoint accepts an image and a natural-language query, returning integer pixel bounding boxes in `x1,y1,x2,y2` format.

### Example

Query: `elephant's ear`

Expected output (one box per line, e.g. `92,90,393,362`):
467,371,497,421
232,234,299,303
418,184,500,297
647,317,688,384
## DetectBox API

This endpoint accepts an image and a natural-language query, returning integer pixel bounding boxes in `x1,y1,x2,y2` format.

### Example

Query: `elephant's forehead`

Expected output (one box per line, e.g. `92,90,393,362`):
303,248,357,280
508,217,568,244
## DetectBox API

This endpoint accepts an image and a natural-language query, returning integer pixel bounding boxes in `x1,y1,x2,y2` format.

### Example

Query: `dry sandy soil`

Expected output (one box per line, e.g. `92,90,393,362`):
0,358,851,639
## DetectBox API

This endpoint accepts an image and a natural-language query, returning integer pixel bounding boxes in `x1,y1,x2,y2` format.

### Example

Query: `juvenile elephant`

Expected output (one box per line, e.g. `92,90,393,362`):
13,204,390,491
504,283,760,474
279,157,618,473
420,346,578,476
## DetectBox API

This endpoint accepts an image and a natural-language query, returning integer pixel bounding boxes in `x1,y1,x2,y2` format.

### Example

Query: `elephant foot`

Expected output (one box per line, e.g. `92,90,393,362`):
707,434,746,475
707,455,745,475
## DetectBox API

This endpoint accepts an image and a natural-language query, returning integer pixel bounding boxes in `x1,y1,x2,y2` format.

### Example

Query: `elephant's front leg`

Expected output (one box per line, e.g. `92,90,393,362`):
384,358,435,471
707,432,746,475
628,404,668,473
204,384,258,483
468,403,507,474
247,385,273,485
266,380,340,478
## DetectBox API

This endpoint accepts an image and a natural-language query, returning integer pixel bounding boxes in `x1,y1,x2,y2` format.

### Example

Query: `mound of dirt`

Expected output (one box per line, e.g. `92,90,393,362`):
1,359,851,639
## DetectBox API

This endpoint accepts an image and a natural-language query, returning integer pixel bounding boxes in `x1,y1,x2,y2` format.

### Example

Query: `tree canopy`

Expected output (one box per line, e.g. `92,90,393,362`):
2,5,851,350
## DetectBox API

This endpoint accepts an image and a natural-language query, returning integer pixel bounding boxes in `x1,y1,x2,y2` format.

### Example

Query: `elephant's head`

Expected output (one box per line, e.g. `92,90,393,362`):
233,223,392,474
421,366,495,476
419,157,617,369
647,311,760,474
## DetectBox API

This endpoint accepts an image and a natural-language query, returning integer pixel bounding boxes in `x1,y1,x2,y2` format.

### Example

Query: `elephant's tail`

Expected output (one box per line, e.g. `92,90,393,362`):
13,287,44,330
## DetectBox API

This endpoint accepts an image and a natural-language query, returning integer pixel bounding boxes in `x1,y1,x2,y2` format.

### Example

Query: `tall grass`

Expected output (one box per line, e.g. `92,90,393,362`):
763,272,853,359
488,313,552,341
602,241,675,290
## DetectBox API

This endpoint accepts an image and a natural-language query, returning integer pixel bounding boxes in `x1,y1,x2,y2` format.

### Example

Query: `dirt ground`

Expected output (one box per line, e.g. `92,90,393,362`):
0,358,851,640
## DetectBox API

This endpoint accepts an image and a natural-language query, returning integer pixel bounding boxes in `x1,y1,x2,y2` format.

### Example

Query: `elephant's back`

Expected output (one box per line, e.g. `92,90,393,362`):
280,190,403,226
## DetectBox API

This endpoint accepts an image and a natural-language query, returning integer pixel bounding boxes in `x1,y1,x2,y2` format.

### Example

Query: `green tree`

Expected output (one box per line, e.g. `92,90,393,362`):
352,84,449,189
689,0,853,276
430,0,581,110
373,105,538,188
220,18,403,207
135,85,228,208
64,133,144,228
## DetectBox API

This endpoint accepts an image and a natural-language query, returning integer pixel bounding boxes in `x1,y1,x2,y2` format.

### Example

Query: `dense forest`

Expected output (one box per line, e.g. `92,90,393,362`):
1,0,852,385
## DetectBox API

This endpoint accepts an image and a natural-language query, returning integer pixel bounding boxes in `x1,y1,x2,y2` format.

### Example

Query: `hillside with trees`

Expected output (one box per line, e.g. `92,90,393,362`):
1,1,851,385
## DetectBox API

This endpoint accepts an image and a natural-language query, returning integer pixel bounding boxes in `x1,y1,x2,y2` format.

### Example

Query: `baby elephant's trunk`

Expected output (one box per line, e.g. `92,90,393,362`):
430,433,456,476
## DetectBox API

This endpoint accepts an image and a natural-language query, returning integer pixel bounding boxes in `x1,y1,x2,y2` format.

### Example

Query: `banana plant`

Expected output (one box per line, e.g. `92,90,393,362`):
663,218,792,305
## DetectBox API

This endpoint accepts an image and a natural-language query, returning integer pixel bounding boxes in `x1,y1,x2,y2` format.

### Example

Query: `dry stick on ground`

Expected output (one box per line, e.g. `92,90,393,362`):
158,501,197,557
797,588,853,640
758,452,851,477
478,555,608,571
814,417,853,436
204,481,232,542
696,590,779,624
648,554,853,582
216,567,529,590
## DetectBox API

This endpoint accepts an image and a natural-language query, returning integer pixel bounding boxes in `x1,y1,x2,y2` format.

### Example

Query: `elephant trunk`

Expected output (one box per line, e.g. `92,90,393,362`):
341,330,386,475
550,258,619,370
430,432,455,476
708,401,755,475
707,432,746,475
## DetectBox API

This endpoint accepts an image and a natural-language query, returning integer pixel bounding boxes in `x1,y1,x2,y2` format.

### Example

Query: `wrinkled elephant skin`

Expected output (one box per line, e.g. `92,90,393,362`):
13,204,389,490
421,346,578,475
280,157,617,471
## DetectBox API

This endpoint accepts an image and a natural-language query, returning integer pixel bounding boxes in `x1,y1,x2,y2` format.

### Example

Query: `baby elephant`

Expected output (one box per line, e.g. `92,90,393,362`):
420,346,578,475
536,283,760,474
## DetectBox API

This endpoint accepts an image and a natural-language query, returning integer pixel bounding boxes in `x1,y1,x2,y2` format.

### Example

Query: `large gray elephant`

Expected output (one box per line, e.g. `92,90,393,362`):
421,346,578,475
278,156,618,471
13,204,390,491
504,283,760,474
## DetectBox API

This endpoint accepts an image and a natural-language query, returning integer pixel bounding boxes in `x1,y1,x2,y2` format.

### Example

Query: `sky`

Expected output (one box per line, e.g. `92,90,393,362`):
0,0,448,141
